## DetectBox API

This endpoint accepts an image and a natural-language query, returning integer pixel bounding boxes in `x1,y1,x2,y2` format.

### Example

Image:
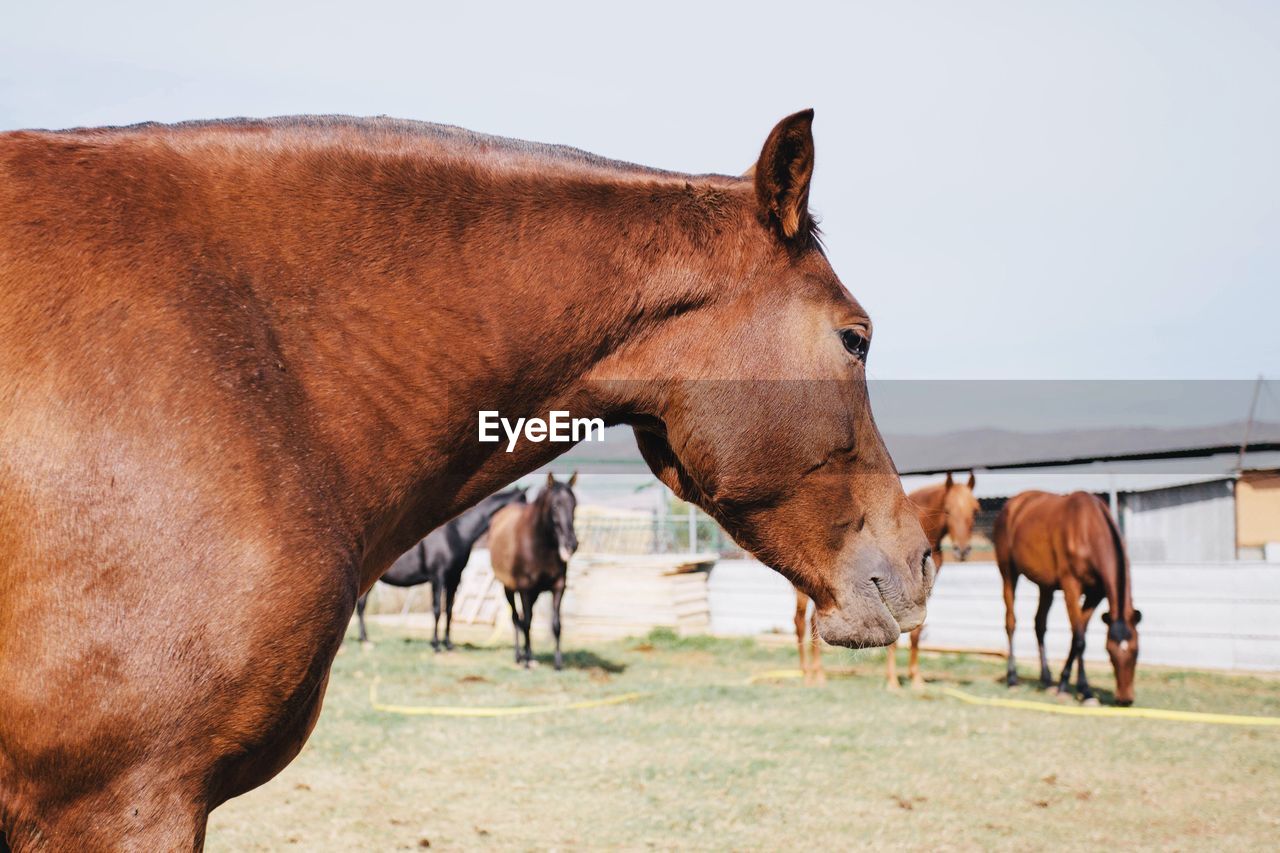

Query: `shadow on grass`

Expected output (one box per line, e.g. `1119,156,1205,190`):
986,670,1120,706
527,649,627,673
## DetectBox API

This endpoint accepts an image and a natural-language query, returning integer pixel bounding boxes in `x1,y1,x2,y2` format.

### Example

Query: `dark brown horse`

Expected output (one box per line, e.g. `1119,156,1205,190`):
0,111,931,848
795,473,978,686
489,473,578,669
994,491,1141,706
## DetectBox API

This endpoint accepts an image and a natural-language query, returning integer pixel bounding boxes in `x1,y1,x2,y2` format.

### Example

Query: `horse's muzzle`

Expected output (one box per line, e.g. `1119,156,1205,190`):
815,547,932,649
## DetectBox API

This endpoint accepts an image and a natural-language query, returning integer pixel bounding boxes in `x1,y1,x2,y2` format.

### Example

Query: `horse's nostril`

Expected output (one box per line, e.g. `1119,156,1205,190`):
920,550,932,583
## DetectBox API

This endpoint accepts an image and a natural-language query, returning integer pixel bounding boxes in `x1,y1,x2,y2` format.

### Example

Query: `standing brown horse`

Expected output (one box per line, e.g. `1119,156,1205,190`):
794,473,978,686
994,491,1140,706
0,110,931,848
489,473,578,670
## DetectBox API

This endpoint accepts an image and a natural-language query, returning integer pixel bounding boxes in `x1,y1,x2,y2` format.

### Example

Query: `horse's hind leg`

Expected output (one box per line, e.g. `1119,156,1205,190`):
505,588,523,664
1034,586,1054,688
1002,571,1020,686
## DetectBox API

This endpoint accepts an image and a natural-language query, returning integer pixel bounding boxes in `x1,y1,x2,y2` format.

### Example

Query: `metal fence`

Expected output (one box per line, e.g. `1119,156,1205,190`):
574,513,743,557
706,558,1280,672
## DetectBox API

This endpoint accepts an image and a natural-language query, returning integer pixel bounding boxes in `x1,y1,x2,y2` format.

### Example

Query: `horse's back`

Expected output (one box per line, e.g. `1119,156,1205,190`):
996,491,1114,587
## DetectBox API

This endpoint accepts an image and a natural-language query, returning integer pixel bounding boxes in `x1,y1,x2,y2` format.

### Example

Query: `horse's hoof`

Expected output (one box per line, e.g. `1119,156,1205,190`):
814,673,828,687
910,676,925,691
1082,696,1100,707
1005,676,1020,688
527,659,540,669
885,679,902,693
1055,690,1073,704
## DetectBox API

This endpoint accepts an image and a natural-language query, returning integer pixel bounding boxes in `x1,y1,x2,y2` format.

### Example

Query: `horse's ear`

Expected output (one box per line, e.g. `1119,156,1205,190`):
1131,610,1142,625
568,471,578,488
945,472,954,490
1101,612,1113,625
967,471,976,490
546,472,555,489
753,109,815,245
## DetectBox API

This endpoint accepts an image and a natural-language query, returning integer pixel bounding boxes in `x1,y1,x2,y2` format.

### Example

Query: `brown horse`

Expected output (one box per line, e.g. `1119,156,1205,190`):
994,491,1140,706
794,473,978,686
0,111,931,848
489,473,578,669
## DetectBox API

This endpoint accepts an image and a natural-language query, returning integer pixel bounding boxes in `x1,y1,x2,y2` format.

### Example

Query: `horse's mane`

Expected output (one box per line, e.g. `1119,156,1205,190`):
49,115,738,183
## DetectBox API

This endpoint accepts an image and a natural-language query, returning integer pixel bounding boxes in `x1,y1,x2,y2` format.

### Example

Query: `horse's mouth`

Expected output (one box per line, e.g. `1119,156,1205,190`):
871,576,925,633
558,545,574,563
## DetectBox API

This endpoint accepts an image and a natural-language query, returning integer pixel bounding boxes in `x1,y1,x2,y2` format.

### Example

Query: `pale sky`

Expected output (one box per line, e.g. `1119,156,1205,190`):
4,1,1278,381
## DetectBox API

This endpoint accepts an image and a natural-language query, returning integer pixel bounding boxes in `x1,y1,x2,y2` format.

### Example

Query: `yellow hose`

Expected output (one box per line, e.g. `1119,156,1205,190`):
940,686,1280,727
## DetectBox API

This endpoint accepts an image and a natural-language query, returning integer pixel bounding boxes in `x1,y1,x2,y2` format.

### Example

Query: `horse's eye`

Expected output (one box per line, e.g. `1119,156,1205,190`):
839,328,870,363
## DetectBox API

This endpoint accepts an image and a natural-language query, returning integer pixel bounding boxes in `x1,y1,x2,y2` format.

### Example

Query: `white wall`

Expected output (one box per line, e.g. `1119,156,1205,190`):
706,559,1280,672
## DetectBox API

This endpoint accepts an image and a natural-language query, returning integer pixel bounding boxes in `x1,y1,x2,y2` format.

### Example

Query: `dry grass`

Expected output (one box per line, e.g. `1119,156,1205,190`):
206,622,1280,851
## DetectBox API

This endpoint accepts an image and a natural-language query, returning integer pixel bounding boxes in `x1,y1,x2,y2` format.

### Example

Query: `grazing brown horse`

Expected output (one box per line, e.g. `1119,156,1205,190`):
0,111,931,848
994,491,1141,706
794,473,978,687
489,473,578,669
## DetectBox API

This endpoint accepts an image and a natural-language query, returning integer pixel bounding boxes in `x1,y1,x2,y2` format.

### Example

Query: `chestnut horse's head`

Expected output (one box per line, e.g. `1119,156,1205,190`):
614,110,933,648
943,472,981,561
1102,609,1141,706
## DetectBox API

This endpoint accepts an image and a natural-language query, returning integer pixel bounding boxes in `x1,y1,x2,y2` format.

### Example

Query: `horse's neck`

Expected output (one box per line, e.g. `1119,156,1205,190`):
912,487,948,547
266,165,746,583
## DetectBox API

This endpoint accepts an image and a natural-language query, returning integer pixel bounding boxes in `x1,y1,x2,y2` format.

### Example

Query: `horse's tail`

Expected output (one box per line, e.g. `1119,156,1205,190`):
1099,500,1133,643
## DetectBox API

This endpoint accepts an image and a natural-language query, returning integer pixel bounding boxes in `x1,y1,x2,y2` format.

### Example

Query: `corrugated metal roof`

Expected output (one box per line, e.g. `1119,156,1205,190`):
902,450,1280,499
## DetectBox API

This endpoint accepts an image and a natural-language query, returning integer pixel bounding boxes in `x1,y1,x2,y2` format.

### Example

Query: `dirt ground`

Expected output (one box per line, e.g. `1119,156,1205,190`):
205,621,1280,851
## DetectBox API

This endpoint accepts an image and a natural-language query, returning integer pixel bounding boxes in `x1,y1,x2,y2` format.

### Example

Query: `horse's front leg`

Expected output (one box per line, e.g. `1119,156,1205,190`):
355,593,369,644
550,582,565,671
1075,591,1104,705
1057,579,1087,699
907,624,924,689
430,580,444,652
504,588,523,664
519,590,538,668
443,580,458,651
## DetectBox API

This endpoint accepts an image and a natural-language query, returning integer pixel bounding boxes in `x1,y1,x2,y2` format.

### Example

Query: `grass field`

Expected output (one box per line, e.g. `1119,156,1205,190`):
206,621,1280,851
